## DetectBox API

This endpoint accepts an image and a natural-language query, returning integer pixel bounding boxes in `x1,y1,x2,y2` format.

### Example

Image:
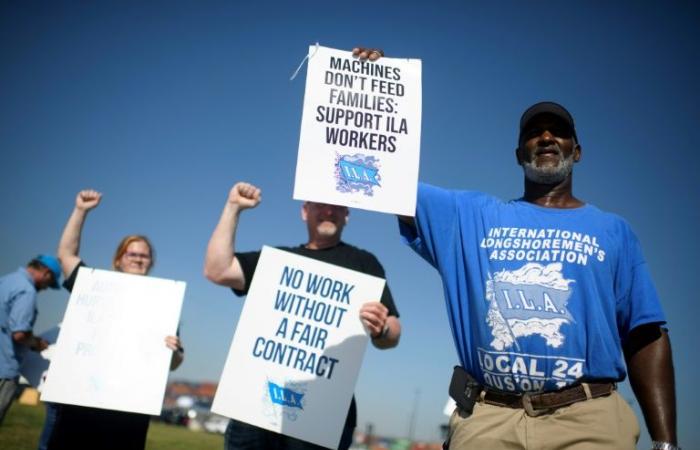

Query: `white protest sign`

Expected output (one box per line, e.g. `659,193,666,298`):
212,246,385,449
19,324,61,390
293,45,422,216
41,268,185,415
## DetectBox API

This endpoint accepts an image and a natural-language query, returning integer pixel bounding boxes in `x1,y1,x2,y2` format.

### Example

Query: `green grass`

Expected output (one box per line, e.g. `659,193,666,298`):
146,419,224,450
0,403,224,450
0,403,44,449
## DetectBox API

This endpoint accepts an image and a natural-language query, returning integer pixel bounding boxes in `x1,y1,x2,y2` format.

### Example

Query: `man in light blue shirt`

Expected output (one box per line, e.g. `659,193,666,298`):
0,255,61,425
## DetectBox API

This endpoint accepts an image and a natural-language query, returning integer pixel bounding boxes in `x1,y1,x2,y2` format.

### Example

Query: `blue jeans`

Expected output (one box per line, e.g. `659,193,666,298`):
37,402,60,450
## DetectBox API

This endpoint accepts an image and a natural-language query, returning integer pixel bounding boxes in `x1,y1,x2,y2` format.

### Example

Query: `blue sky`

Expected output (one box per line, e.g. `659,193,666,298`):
1,1,698,446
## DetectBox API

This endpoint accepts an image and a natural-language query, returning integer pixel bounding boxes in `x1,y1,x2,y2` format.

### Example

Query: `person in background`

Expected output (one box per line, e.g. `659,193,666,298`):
0,255,61,426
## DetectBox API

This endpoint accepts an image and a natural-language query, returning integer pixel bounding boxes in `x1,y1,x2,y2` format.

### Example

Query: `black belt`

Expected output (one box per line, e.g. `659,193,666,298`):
449,366,616,417
482,382,616,416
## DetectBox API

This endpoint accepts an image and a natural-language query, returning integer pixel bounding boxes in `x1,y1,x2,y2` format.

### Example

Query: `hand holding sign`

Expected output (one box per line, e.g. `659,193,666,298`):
359,301,388,338
164,335,182,352
351,47,384,61
32,337,50,352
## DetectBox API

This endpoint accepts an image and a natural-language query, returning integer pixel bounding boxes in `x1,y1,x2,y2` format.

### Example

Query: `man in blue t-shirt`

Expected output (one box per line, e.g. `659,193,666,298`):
374,89,676,448
0,255,61,425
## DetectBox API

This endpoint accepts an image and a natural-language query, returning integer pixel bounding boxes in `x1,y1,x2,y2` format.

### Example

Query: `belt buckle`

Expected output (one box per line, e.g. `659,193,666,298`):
521,392,548,417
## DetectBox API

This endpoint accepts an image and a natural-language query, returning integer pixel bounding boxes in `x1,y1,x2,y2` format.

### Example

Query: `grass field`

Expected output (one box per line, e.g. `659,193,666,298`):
0,403,224,450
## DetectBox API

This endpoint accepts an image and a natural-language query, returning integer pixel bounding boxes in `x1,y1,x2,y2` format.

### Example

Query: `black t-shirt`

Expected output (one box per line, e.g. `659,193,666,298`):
233,241,399,317
62,260,86,292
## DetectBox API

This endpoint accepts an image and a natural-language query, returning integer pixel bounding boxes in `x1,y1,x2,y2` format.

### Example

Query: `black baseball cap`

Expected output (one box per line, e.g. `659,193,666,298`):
519,101,578,143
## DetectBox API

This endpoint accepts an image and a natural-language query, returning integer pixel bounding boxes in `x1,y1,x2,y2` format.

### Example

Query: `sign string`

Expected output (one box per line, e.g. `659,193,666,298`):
289,42,320,81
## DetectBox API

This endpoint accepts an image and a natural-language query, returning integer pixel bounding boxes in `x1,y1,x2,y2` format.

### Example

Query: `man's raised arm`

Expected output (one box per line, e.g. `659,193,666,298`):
204,182,261,291
352,46,417,230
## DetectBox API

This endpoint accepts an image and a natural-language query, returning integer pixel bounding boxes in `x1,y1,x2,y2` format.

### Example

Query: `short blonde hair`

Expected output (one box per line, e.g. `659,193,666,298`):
112,235,155,272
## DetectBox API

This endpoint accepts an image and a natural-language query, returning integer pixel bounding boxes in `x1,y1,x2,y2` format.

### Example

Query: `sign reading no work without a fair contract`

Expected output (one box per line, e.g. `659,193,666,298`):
293,45,422,216
212,246,386,449
41,268,185,415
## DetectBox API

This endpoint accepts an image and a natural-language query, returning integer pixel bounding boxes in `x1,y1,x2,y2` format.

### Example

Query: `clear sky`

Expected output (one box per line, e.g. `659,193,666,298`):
1,1,698,447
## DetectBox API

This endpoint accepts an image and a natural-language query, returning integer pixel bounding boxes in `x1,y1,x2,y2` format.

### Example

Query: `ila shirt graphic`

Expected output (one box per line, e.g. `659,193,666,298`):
486,263,574,351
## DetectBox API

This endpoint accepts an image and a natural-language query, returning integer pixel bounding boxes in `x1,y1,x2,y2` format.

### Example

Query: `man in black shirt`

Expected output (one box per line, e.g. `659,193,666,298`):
205,182,401,450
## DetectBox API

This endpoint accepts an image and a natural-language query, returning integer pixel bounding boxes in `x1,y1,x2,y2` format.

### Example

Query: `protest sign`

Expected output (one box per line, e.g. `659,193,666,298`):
293,45,421,216
41,268,185,415
212,246,385,449
19,324,61,390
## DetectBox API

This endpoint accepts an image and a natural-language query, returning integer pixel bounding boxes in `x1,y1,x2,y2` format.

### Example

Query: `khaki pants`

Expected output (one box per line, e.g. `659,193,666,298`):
447,391,639,450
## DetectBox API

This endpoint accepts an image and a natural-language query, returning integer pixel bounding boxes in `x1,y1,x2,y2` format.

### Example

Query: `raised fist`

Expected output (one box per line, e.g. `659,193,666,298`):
76,190,102,211
227,182,262,211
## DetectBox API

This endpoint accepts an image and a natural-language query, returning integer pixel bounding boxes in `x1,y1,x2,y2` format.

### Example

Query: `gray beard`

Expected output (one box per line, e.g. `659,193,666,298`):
522,149,575,184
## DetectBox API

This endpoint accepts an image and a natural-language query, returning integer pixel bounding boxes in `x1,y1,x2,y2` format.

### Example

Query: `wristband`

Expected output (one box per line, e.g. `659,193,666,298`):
652,441,681,450
372,324,390,339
